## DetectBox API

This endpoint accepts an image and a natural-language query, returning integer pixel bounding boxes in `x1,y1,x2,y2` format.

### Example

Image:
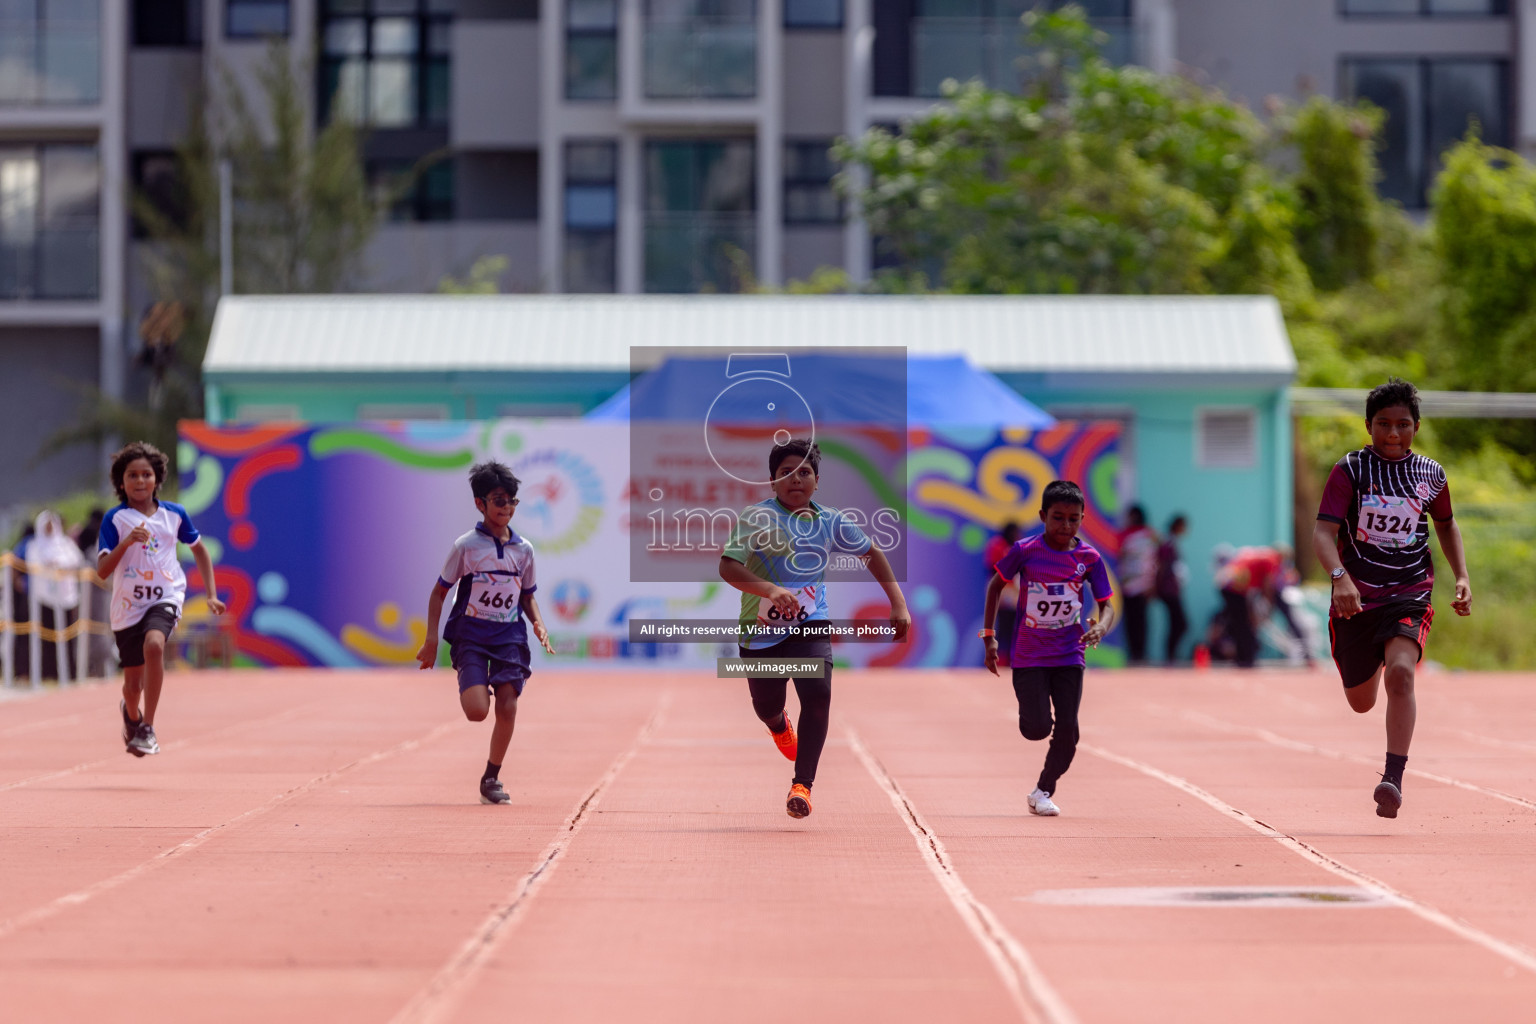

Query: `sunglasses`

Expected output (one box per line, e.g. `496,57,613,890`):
484,495,520,508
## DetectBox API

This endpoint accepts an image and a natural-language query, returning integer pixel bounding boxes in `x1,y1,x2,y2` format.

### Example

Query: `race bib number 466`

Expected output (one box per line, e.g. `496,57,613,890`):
467,573,521,623
1357,494,1420,550
1024,581,1082,630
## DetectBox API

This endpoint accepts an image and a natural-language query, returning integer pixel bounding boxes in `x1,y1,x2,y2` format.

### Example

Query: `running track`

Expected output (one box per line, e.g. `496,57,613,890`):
3,666,1534,1023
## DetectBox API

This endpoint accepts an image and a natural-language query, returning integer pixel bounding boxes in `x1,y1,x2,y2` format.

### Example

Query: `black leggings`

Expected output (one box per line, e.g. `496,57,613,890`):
1012,665,1084,795
1160,592,1188,664
742,637,833,788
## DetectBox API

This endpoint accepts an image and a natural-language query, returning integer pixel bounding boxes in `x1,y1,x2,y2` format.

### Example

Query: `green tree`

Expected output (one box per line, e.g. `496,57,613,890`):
46,41,378,473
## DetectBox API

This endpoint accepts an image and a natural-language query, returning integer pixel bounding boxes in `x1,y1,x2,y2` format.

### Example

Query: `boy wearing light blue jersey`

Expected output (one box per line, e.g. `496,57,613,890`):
417,462,556,805
719,439,910,819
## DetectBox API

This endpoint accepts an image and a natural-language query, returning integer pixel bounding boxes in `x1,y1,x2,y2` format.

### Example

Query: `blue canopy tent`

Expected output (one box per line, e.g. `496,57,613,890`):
585,354,1054,427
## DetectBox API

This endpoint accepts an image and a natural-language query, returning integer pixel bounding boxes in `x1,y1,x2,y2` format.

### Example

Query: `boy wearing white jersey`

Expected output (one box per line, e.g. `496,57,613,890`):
417,461,556,805
97,442,224,756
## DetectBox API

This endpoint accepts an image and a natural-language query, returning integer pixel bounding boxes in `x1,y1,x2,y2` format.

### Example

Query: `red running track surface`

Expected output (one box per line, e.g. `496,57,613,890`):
2,666,1534,1024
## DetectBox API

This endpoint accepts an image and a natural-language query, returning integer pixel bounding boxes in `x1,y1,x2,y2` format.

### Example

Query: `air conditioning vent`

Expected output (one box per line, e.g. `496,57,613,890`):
1197,408,1256,469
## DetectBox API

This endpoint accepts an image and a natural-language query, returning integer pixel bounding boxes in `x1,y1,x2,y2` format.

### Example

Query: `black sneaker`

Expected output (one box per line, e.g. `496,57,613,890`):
120,700,139,753
479,777,511,805
127,722,160,757
1374,779,1402,818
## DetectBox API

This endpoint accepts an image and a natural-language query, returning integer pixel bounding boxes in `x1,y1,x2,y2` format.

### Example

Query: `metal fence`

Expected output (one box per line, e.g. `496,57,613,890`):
0,551,117,689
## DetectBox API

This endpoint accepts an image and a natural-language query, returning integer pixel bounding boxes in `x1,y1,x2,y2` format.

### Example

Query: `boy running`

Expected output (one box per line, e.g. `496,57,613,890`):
416,462,556,805
97,442,224,756
982,480,1115,817
718,439,910,819
1313,378,1472,819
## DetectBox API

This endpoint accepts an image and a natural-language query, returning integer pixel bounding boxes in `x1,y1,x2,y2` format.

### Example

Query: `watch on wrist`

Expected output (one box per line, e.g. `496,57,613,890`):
1330,567,1347,582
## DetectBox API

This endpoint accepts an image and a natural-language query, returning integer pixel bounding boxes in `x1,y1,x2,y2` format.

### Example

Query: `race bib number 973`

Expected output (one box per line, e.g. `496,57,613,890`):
1357,494,1419,550
1024,581,1082,630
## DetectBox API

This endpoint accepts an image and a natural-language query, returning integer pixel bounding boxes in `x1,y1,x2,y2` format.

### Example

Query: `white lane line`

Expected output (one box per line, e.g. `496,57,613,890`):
0,702,322,794
1082,742,1536,975
0,718,465,941
0,713,82,738
1173,707,1536,814
1455,730,1536,756
846,727,1078,1024
390,695,672,1024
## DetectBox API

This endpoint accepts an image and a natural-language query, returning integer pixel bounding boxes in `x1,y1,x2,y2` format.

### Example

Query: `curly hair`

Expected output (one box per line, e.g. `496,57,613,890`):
468,460,520,501
110,441,168,503
1365,377,1420,424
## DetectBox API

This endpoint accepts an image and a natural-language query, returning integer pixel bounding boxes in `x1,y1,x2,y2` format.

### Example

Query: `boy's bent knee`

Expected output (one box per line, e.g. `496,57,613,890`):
1019,719,1053,742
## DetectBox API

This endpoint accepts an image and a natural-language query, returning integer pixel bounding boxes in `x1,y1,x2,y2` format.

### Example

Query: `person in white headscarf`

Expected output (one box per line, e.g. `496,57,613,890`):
25,510,84,680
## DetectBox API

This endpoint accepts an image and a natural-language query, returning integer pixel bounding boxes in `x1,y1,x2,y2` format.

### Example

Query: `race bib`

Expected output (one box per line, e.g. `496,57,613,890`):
123,571,170,615
1024,580,1082,630
1356,494,1420,550
466,572,521,623
757,585,818,626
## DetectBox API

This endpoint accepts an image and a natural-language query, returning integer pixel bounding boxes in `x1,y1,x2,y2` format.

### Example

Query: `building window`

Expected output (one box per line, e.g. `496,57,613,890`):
1196,408,1257,470
134,0,203,46
370,159,454,222
130,151,189,238
1340,1,1506,15
785,0,841,28
644,138,755,292
0,0,102,104
566,0,617,100
226,0,289,38
0,144,99,300
565,141,618,292
321,0,451,127
644,0,757,100
1342,57,1508,207
784,141,840,224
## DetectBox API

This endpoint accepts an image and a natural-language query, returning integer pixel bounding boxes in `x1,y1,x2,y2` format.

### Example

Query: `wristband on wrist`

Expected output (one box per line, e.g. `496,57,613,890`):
977,629,995,639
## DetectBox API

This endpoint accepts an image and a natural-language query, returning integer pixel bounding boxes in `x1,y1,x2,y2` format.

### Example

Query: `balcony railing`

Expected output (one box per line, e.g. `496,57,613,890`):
644,211,756,293
911,16,1133,98
0,17,102,105
643,17,757,100
0,229,100,300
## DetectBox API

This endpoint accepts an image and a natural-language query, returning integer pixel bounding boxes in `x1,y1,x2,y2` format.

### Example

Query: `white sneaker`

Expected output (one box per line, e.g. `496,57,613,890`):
1028,787,1060,816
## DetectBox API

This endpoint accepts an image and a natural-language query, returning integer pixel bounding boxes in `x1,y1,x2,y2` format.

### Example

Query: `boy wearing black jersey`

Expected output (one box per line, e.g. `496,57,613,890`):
1313,379,1472,819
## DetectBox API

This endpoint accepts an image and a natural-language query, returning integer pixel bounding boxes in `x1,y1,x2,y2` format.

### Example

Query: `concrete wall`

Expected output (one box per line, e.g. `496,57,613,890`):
782,225,843,283
452,20,541,148
1174,0,1514,104
0,327,105,506
783,31,846,135
362,222,542,293
127,51,203,149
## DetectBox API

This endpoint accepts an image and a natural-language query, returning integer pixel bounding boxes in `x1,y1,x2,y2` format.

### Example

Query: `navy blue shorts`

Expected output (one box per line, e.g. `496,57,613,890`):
450,641,530,696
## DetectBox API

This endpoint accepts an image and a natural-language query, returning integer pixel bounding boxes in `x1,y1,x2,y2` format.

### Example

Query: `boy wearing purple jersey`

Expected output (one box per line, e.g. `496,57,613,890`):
981,480,1116,817
416,461,556,805
1313,379,1472,819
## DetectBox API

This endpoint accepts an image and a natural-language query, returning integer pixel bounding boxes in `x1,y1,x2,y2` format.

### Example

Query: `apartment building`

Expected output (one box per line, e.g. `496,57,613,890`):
3,0,1534,504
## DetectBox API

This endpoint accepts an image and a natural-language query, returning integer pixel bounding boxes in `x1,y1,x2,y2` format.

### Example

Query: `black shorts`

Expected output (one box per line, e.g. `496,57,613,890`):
114,604,179,668
1328,600,1433,689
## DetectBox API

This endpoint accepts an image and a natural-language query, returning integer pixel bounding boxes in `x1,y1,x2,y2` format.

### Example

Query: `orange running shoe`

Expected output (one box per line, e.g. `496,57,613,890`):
786,782,812,818
770,714,798,761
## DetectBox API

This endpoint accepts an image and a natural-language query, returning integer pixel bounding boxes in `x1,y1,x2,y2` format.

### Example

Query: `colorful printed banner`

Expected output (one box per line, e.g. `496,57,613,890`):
176,420,1122,669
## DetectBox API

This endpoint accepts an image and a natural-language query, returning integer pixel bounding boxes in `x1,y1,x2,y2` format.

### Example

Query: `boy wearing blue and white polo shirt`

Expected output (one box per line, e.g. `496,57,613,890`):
97,441,224,757
719,439,910,819
417,461,556,805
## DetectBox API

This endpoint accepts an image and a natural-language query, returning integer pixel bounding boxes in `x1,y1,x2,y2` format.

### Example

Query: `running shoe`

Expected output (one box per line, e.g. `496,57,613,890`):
1374,779,1402,819
127,722,160,757
786,782,812,819
120,700,139,753
769,714,798,762
480,776,511,805
1028,787,1060,816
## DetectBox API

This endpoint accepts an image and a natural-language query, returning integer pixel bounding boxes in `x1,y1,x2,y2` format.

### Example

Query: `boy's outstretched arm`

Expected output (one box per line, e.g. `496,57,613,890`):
520,591,557,654
861,546,911,643
415,581,450,669
718,556,800,619
189,539,226,615
1082,598,1117,648
1433,517,1473,616
982,572,1007,675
